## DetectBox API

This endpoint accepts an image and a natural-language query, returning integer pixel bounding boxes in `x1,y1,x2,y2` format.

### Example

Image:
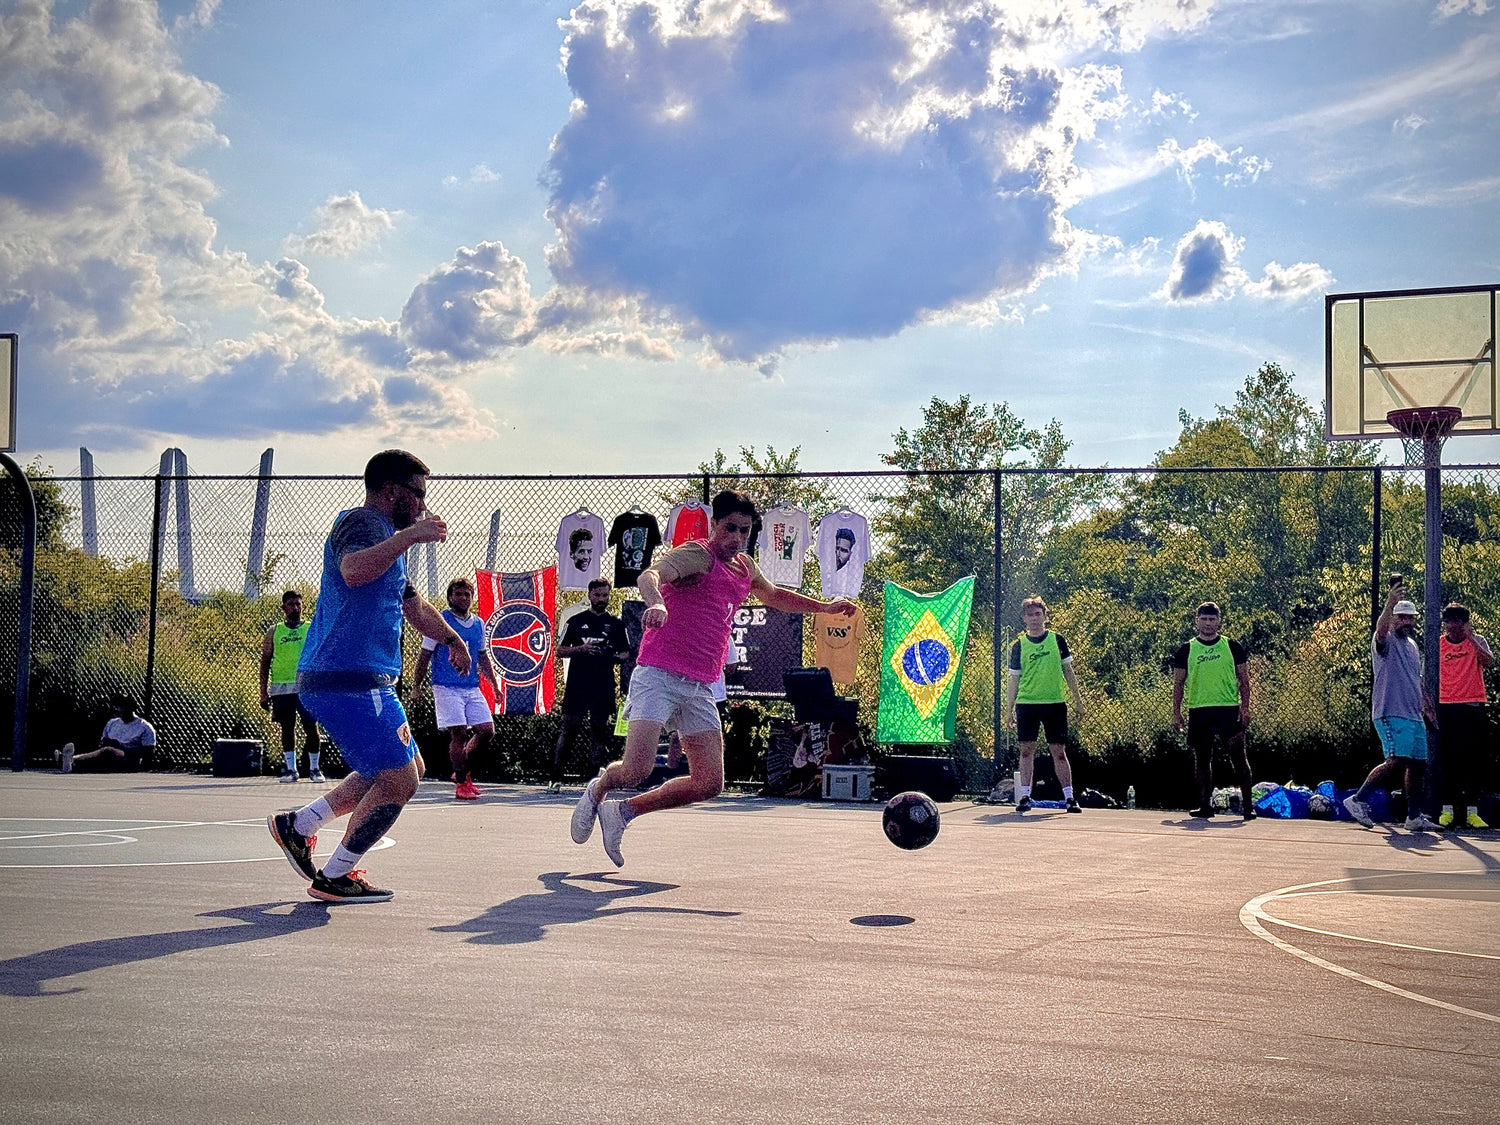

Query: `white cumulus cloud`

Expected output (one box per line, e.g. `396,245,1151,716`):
544,0,1214,363
1160,220,1331,304
0,1,496,451
284,191,400,257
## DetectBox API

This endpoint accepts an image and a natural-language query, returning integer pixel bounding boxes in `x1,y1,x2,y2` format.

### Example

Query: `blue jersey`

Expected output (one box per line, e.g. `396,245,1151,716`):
430,609,487,689
298,507,411,689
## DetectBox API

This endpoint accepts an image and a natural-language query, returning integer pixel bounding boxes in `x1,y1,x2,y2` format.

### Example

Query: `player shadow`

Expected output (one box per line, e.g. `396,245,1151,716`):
430,871,740,946
1159,815,1255,830
971,811,1070,825
0,901,330,998
1441,832,1500,871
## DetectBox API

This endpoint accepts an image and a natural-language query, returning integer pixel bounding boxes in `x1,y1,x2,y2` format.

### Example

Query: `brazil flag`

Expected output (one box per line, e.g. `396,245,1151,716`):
877,577,975,744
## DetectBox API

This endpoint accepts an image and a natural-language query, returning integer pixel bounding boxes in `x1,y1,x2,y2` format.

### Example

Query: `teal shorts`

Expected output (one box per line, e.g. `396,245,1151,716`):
1374,715,1428,762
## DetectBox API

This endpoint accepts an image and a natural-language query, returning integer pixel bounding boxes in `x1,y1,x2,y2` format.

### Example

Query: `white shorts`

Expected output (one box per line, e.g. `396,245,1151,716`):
432,684,493,730
624,664,722,736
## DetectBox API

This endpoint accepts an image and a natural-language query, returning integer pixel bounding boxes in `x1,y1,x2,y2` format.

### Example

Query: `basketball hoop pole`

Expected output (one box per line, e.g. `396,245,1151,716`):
1387,405,1460,820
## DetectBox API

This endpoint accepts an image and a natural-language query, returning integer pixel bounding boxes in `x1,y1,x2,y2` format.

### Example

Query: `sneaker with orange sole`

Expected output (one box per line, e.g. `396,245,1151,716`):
308,869,393,904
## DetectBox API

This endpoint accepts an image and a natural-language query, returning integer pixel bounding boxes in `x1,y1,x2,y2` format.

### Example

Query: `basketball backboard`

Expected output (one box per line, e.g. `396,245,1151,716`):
0,334,15,453
1325,284,1497,440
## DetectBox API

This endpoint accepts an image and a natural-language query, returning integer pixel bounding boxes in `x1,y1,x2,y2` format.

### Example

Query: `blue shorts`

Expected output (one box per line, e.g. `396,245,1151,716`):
301,687,419,776
1374,715,1428,762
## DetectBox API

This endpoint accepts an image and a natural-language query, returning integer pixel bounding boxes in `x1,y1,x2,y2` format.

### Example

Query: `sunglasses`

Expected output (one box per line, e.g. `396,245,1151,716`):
394,481,427,502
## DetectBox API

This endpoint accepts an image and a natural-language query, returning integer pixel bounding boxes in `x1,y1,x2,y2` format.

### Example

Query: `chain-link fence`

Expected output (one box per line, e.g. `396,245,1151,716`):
5,463,1500,802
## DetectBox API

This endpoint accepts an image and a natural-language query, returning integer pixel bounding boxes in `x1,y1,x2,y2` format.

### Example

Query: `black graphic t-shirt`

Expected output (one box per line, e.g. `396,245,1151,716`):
608,511,663,588
561,610,628,701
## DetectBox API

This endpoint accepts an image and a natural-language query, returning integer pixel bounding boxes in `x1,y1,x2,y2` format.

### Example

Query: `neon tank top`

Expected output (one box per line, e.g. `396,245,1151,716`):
1014,631,1065,704
637,541,756,683
1439,636,1487,703
269,622,309,685
1184,635,1240,709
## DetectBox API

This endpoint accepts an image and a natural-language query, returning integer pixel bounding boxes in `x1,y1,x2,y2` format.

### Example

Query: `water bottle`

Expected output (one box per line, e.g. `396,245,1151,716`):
1126,785,1136,810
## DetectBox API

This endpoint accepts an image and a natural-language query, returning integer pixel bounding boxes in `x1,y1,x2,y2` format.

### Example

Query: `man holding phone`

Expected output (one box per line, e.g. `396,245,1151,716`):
1344,577,1442,832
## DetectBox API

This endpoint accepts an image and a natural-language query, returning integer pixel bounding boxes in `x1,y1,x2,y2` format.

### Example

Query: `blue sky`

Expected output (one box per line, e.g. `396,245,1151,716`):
3,0,1498,477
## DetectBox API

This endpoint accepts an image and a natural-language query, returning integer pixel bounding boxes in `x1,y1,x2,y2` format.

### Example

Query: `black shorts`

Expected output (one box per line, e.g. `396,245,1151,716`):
1186,706,1243,752
561,692,615,723
270,693,315,726
1016,702,1068,744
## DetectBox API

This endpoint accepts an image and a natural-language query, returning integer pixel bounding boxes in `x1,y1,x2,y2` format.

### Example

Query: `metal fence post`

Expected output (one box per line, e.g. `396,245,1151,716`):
992,468,1004,781
1370,466,1382,631
701,472,711,504
144,473,166,719
2,453,36,770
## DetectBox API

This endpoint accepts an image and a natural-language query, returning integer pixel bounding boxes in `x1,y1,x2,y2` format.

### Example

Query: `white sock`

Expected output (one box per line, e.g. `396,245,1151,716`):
283,751,296,772
309,753,321,772
293,797,334,838
1063,786,1074,800
1018,785,1031,798
321,844,361,879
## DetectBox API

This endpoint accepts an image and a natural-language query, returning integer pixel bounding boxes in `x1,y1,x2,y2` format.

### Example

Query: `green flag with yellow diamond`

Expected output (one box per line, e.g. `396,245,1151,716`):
877,577,975,743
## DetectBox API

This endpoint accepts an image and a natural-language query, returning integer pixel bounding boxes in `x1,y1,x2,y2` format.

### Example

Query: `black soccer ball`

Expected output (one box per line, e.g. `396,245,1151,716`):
883,791,940,850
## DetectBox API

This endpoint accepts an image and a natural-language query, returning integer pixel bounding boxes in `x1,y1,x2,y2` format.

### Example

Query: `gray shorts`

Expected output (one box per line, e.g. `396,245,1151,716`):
623,664,722,735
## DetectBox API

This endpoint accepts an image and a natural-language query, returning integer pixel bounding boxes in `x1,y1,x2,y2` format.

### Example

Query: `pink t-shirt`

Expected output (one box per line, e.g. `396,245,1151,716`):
637,541,756,683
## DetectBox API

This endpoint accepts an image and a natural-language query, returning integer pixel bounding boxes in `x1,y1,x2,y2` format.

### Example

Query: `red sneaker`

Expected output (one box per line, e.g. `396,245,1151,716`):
454,780,481,800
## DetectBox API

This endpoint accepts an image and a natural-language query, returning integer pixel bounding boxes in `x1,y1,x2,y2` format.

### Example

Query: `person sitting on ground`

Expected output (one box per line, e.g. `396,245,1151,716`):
59,694,157,772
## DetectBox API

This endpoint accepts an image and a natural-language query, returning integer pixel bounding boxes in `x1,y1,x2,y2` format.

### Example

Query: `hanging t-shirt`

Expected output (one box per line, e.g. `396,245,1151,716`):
555,510,607,590
815,509,870,598
665,500,711,547
757,505,811,588
608,510,663,588
813,605,867,686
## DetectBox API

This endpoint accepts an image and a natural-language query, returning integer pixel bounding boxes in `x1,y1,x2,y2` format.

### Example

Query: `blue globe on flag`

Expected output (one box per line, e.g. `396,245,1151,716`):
901,638,951,686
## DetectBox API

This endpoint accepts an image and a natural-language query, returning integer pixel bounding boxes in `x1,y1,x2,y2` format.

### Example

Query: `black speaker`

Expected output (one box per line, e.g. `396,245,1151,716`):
212,738,262,778
882,754,959,802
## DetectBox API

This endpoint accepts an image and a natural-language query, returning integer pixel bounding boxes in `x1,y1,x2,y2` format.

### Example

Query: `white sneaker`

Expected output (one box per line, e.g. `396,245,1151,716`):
570,771,604,844
1405,814,1441,832
598,799,628,868
58,742,74,773
1342,795,1374,828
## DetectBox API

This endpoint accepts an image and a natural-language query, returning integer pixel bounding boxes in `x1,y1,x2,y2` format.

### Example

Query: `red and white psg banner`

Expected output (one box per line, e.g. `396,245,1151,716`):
474,567,557,715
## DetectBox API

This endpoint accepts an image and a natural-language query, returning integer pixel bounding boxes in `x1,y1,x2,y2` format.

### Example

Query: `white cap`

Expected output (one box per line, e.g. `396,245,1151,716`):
1393,600,1419,616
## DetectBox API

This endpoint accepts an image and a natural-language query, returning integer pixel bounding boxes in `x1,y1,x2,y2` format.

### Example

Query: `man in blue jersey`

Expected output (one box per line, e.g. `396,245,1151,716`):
267,450,469,904
410,577,500,801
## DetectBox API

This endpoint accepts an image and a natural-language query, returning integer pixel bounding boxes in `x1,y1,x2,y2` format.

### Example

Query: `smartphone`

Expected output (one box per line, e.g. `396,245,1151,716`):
1388,574,1404,589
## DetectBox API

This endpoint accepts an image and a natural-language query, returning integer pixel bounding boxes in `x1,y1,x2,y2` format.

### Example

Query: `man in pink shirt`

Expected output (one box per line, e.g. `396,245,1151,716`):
571,490,857,866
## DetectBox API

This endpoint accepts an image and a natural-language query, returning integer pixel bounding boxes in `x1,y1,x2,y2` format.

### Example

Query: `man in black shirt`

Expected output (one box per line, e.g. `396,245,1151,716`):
550,579,629,791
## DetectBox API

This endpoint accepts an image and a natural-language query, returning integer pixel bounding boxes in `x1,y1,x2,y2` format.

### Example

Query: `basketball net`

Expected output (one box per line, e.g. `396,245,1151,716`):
1388,406,1461,467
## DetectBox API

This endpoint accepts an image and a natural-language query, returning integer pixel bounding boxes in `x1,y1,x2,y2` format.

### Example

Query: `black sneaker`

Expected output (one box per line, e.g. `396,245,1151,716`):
1016,796,1033,813
1189,806,1216,819
1243,808,1257,820
278,767,298,783
308,869,393,904
1065,798,1081,814
267,810,318,881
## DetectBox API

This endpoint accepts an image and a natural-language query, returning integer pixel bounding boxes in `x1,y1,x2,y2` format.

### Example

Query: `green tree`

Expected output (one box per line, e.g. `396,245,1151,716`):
873,395,1111,627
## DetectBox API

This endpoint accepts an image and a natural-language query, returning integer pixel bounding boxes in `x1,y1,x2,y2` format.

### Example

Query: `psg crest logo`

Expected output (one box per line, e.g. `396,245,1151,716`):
485,603,553,681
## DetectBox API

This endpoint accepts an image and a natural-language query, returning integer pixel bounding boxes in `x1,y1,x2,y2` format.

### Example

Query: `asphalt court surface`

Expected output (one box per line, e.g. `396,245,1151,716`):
2,773,1497,1124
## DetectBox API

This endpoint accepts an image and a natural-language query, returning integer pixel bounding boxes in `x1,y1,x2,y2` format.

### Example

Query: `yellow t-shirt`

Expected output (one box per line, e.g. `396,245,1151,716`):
813,605,867,686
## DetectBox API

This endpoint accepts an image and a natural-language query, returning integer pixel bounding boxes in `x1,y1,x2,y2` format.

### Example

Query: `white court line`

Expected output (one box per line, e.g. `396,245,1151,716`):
0,816,394,869
1240,873,1500,1024
1253,890,1500,961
